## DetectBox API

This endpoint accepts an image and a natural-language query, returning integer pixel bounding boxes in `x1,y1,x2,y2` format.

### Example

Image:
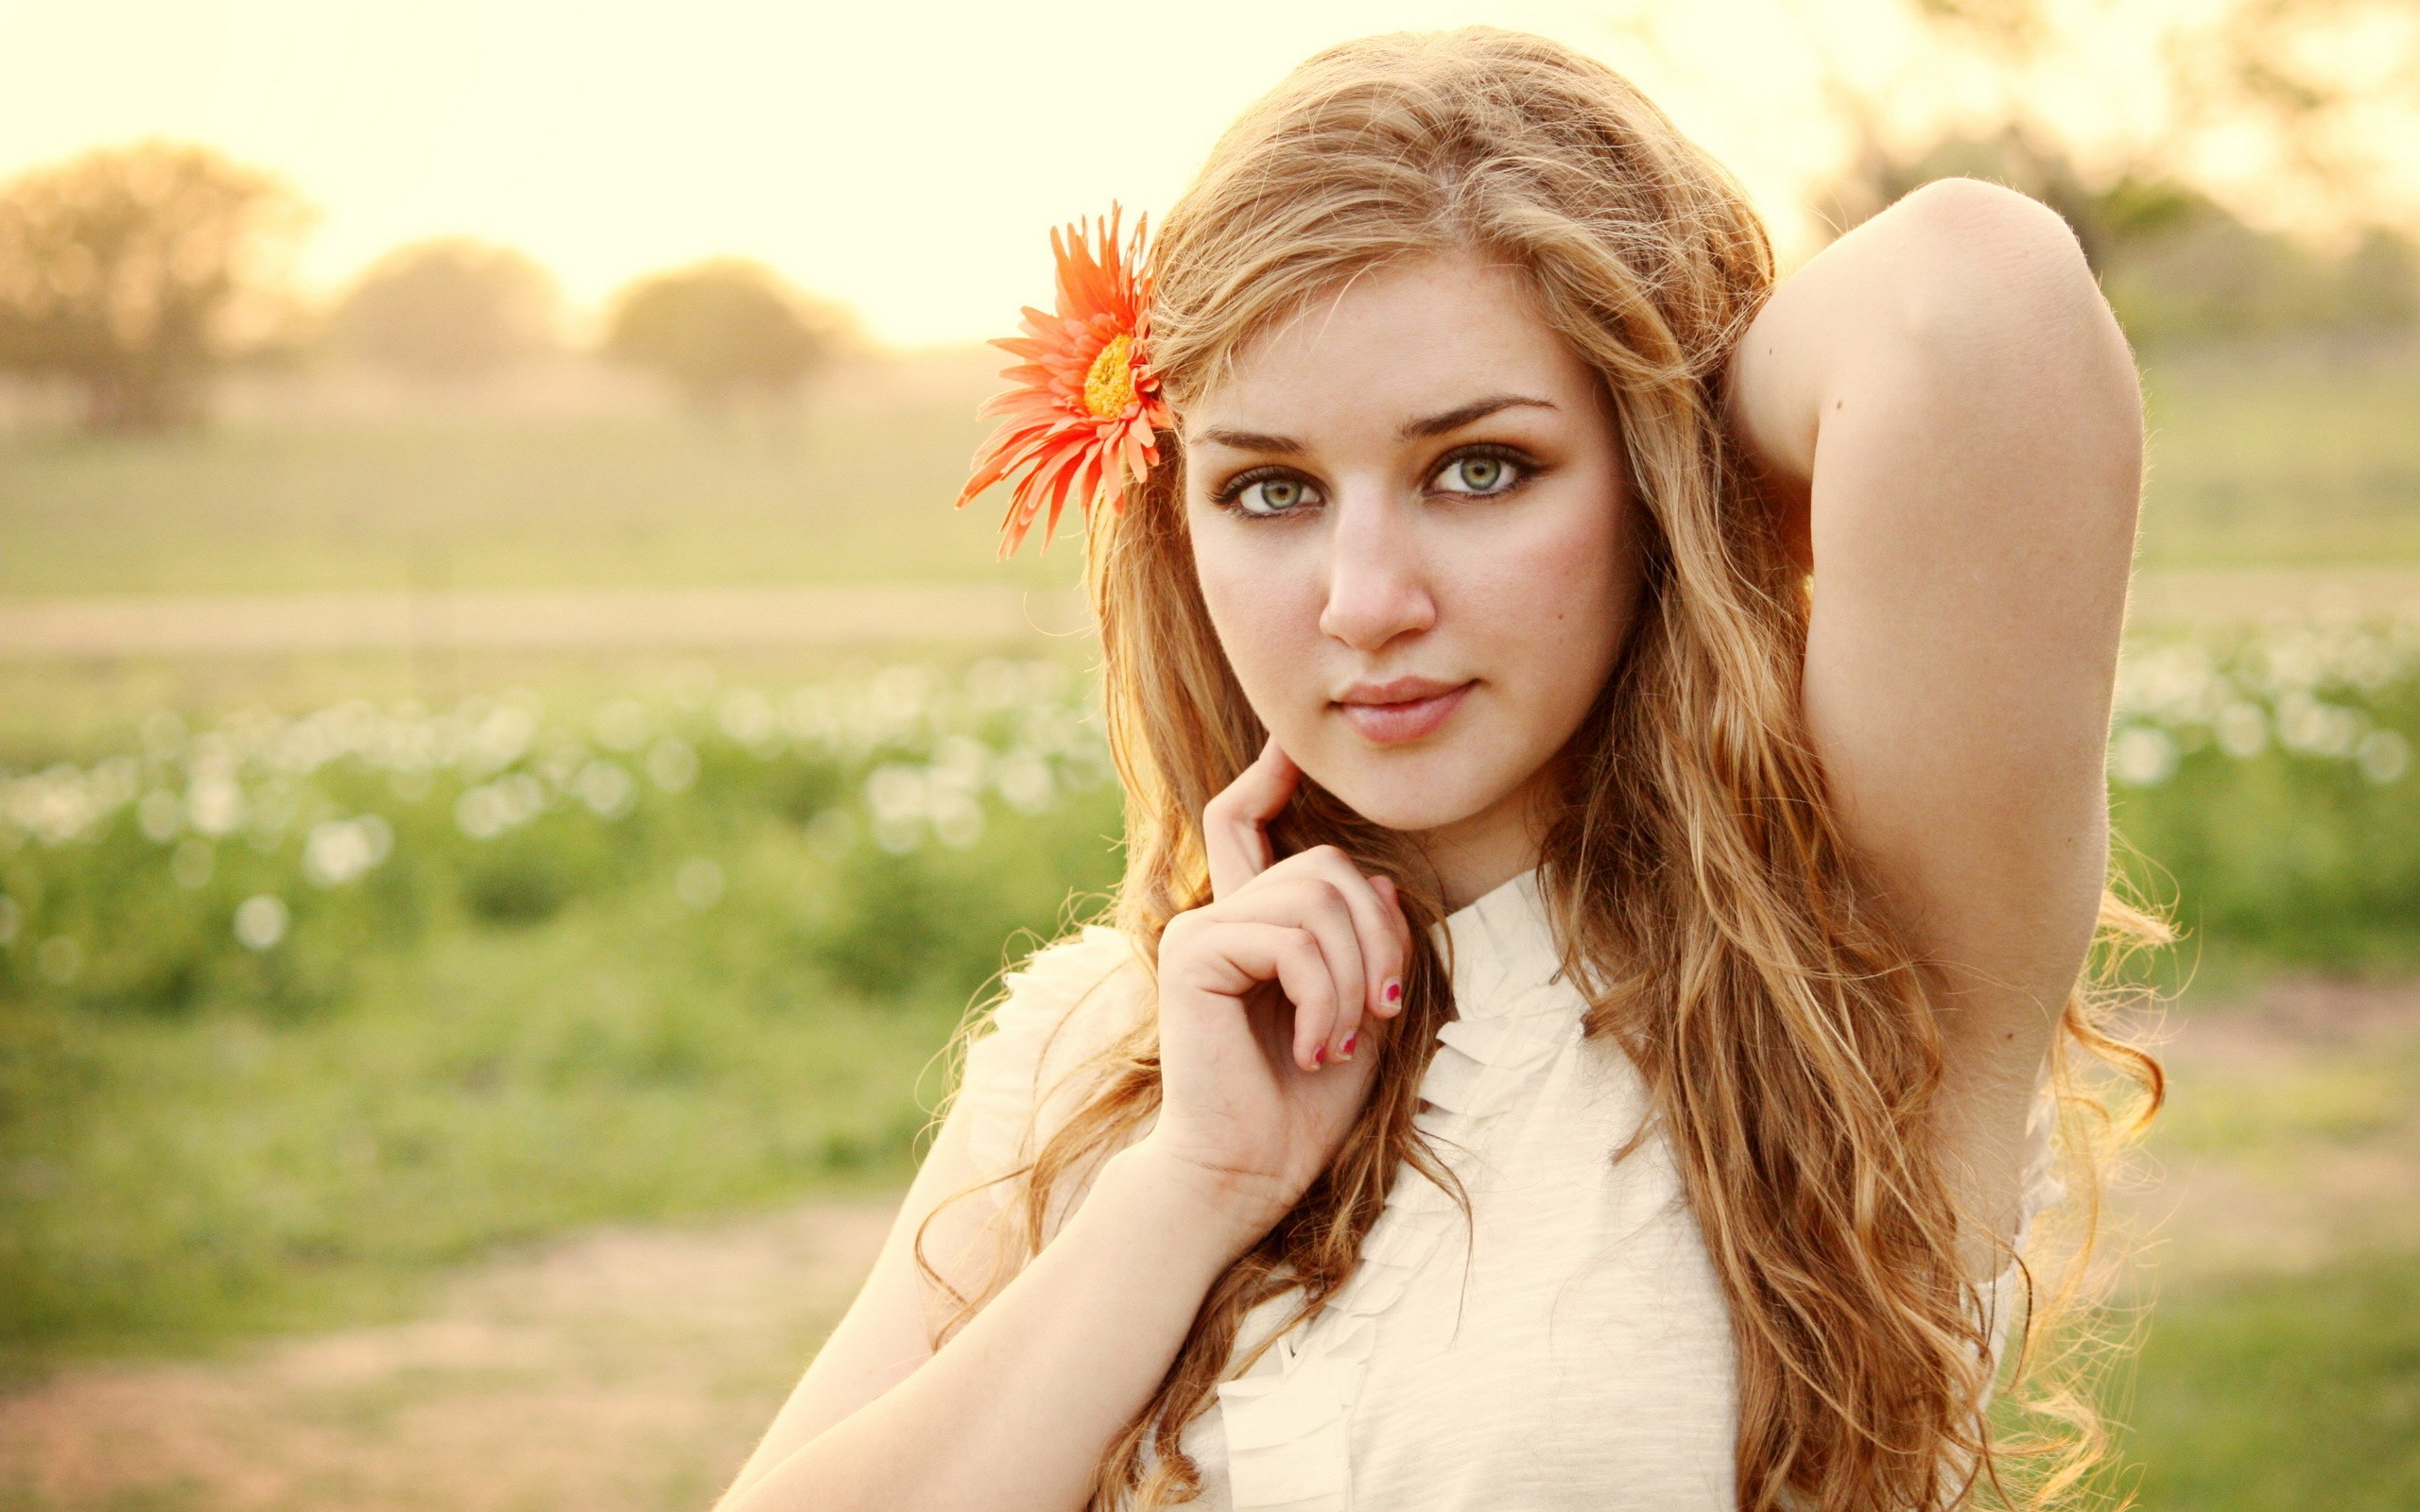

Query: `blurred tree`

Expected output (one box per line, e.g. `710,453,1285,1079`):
1893,0,2420,232
329,237,560,383
0,140,311,430
1905,0,2048,60
600,259,851,414
1817,119,2116,266
1814,119,2420,344
1820,123,2410,340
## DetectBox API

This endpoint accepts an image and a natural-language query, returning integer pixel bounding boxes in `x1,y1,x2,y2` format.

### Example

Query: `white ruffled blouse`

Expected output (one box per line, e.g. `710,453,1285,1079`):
955,865,2060,1511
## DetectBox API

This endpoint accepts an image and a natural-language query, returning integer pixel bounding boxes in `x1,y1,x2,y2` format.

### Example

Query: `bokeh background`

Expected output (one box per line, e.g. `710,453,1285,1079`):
1,1,2415,1507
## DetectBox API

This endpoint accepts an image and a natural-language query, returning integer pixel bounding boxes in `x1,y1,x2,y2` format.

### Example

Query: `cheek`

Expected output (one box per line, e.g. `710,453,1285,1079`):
1460,486,1638,672
1191,526,1325,696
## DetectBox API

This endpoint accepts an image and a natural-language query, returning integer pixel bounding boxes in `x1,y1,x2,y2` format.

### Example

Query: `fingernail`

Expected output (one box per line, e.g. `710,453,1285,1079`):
1383,979,1402,1005
1311,1044,1326,1069
1339,1031,1357,1058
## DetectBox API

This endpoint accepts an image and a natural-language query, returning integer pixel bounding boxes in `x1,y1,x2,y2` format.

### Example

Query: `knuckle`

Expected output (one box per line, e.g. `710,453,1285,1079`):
1302,875,1348,916
1268,877,1328,926
1270,845,1331,878
1312,843,1362,875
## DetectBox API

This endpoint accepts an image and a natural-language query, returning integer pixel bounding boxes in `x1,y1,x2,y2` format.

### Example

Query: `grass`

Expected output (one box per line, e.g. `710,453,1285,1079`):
2069,956,2420,1510
2118,1253,2420,1510
2154,1055,2411,1159
0,901,954,1372
2105,617,2420,974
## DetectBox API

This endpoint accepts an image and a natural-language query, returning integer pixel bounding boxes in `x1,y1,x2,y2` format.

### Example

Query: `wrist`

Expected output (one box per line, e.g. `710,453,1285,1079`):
1098,1141,1285,1270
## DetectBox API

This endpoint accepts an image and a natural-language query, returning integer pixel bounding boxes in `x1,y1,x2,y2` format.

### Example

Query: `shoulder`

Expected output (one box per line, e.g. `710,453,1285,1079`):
984,923,1153,1059
957,924,1154,1176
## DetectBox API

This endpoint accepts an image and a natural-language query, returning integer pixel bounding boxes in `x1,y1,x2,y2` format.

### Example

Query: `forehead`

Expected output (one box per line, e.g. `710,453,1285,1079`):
1180,252,1596,438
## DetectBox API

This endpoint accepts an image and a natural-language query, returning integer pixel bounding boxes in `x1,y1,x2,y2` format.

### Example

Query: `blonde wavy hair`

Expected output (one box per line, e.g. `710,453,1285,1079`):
916,26,2165,1512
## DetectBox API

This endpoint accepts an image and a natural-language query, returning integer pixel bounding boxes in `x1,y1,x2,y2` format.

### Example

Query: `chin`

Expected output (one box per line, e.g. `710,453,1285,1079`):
1301,739,1512,834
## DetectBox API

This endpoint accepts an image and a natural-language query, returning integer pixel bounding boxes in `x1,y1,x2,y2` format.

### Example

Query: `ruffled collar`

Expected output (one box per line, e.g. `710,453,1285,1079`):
1430,863,1568,1019
1212,859,1589,1509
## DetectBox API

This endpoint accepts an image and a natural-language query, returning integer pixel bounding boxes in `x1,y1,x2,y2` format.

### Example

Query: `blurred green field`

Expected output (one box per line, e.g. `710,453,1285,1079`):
0,659,1127,1373
2098,977,2420,1512
0,363,1080,599
2123,1251,2420,1509
2133,334,2420,569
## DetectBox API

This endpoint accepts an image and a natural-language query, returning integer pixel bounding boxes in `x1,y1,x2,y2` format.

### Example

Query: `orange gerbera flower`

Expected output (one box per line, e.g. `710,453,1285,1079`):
954,202,1174,557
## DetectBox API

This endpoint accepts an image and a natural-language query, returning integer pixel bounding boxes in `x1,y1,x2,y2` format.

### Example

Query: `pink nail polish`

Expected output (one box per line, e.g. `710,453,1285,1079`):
1340,1031,1357,1057
1383,979,1402,1005
1311,1044,1326,1068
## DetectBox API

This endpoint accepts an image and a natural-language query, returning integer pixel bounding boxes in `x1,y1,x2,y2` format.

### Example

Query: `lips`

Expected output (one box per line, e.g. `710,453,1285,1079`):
1332,678,1474,745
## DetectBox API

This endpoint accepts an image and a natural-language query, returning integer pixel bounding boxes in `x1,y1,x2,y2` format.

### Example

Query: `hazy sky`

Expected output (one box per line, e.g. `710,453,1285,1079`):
2,0,2408,348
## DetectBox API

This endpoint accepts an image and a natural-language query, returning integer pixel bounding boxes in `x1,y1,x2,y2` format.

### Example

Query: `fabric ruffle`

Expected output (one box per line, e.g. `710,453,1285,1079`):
2009,1084,2068,1257
1215,870,1583,1511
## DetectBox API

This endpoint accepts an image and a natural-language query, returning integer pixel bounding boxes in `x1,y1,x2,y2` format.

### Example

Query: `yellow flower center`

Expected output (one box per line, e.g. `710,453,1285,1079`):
1082,333,1137,419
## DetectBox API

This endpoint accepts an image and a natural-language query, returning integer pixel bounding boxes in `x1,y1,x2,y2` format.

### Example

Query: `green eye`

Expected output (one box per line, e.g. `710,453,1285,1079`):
1439,454,1518,494
1236,475,1319,516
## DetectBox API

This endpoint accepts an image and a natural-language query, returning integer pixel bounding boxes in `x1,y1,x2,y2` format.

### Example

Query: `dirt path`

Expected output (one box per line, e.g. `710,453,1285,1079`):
2117,975,2420,1285
3,980,2414,1512
0,1199,901,1512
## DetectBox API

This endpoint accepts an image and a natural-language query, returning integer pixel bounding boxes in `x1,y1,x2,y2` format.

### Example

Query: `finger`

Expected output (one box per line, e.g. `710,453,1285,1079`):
1284,879,1365,1068
1367,872,1412,1022
1203,879,1365,1069
1270,846,1404,1033
1282,919,1346,1074
1202,735,1302,900
1295,875,1369,1064
1228,921,1340,1074
1184,920,1340,1074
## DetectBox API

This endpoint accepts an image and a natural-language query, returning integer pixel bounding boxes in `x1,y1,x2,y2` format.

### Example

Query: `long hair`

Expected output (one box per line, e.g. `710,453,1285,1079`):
915,26,2165,1511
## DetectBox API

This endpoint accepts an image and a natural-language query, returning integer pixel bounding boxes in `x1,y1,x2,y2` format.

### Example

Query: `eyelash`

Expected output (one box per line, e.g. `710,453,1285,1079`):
1210,444,1539,519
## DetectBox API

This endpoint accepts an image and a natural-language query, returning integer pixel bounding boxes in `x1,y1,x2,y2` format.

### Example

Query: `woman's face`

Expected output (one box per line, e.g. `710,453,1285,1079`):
1182,251,1646,865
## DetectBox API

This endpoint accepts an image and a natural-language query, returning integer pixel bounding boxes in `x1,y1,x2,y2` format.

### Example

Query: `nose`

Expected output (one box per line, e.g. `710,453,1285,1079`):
1317,483,1435,653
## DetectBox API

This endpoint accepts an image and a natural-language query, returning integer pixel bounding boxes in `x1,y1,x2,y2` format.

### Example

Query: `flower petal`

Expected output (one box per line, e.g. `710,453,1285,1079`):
961,201,1165,555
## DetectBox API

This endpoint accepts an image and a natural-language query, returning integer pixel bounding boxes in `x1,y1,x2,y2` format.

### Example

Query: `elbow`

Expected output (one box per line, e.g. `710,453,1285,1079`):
1887,179,2128,356
1881,178,2145,495
1893,177,2083,254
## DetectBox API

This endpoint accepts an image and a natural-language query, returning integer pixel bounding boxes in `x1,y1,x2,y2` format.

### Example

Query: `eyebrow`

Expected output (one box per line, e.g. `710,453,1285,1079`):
1191,394,1559,455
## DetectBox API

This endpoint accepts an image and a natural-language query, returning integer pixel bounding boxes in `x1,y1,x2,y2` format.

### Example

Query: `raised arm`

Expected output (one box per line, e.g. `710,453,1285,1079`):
1721,177,2145,1265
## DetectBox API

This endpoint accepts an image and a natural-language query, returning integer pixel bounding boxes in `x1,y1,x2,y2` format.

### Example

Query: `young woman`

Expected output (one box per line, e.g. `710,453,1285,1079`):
716,26,2161,1512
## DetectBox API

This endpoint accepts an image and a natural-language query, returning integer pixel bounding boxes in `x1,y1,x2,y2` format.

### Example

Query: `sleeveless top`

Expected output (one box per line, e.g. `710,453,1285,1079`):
953,866,2064,1511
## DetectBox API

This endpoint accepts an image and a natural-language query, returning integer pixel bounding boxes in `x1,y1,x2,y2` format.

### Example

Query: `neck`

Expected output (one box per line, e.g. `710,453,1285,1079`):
1416,761,1555,913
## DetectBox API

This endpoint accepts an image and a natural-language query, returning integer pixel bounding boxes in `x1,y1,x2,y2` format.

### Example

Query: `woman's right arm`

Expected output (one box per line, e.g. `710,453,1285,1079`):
716,1132,1275,1512
717,734,1409,1510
